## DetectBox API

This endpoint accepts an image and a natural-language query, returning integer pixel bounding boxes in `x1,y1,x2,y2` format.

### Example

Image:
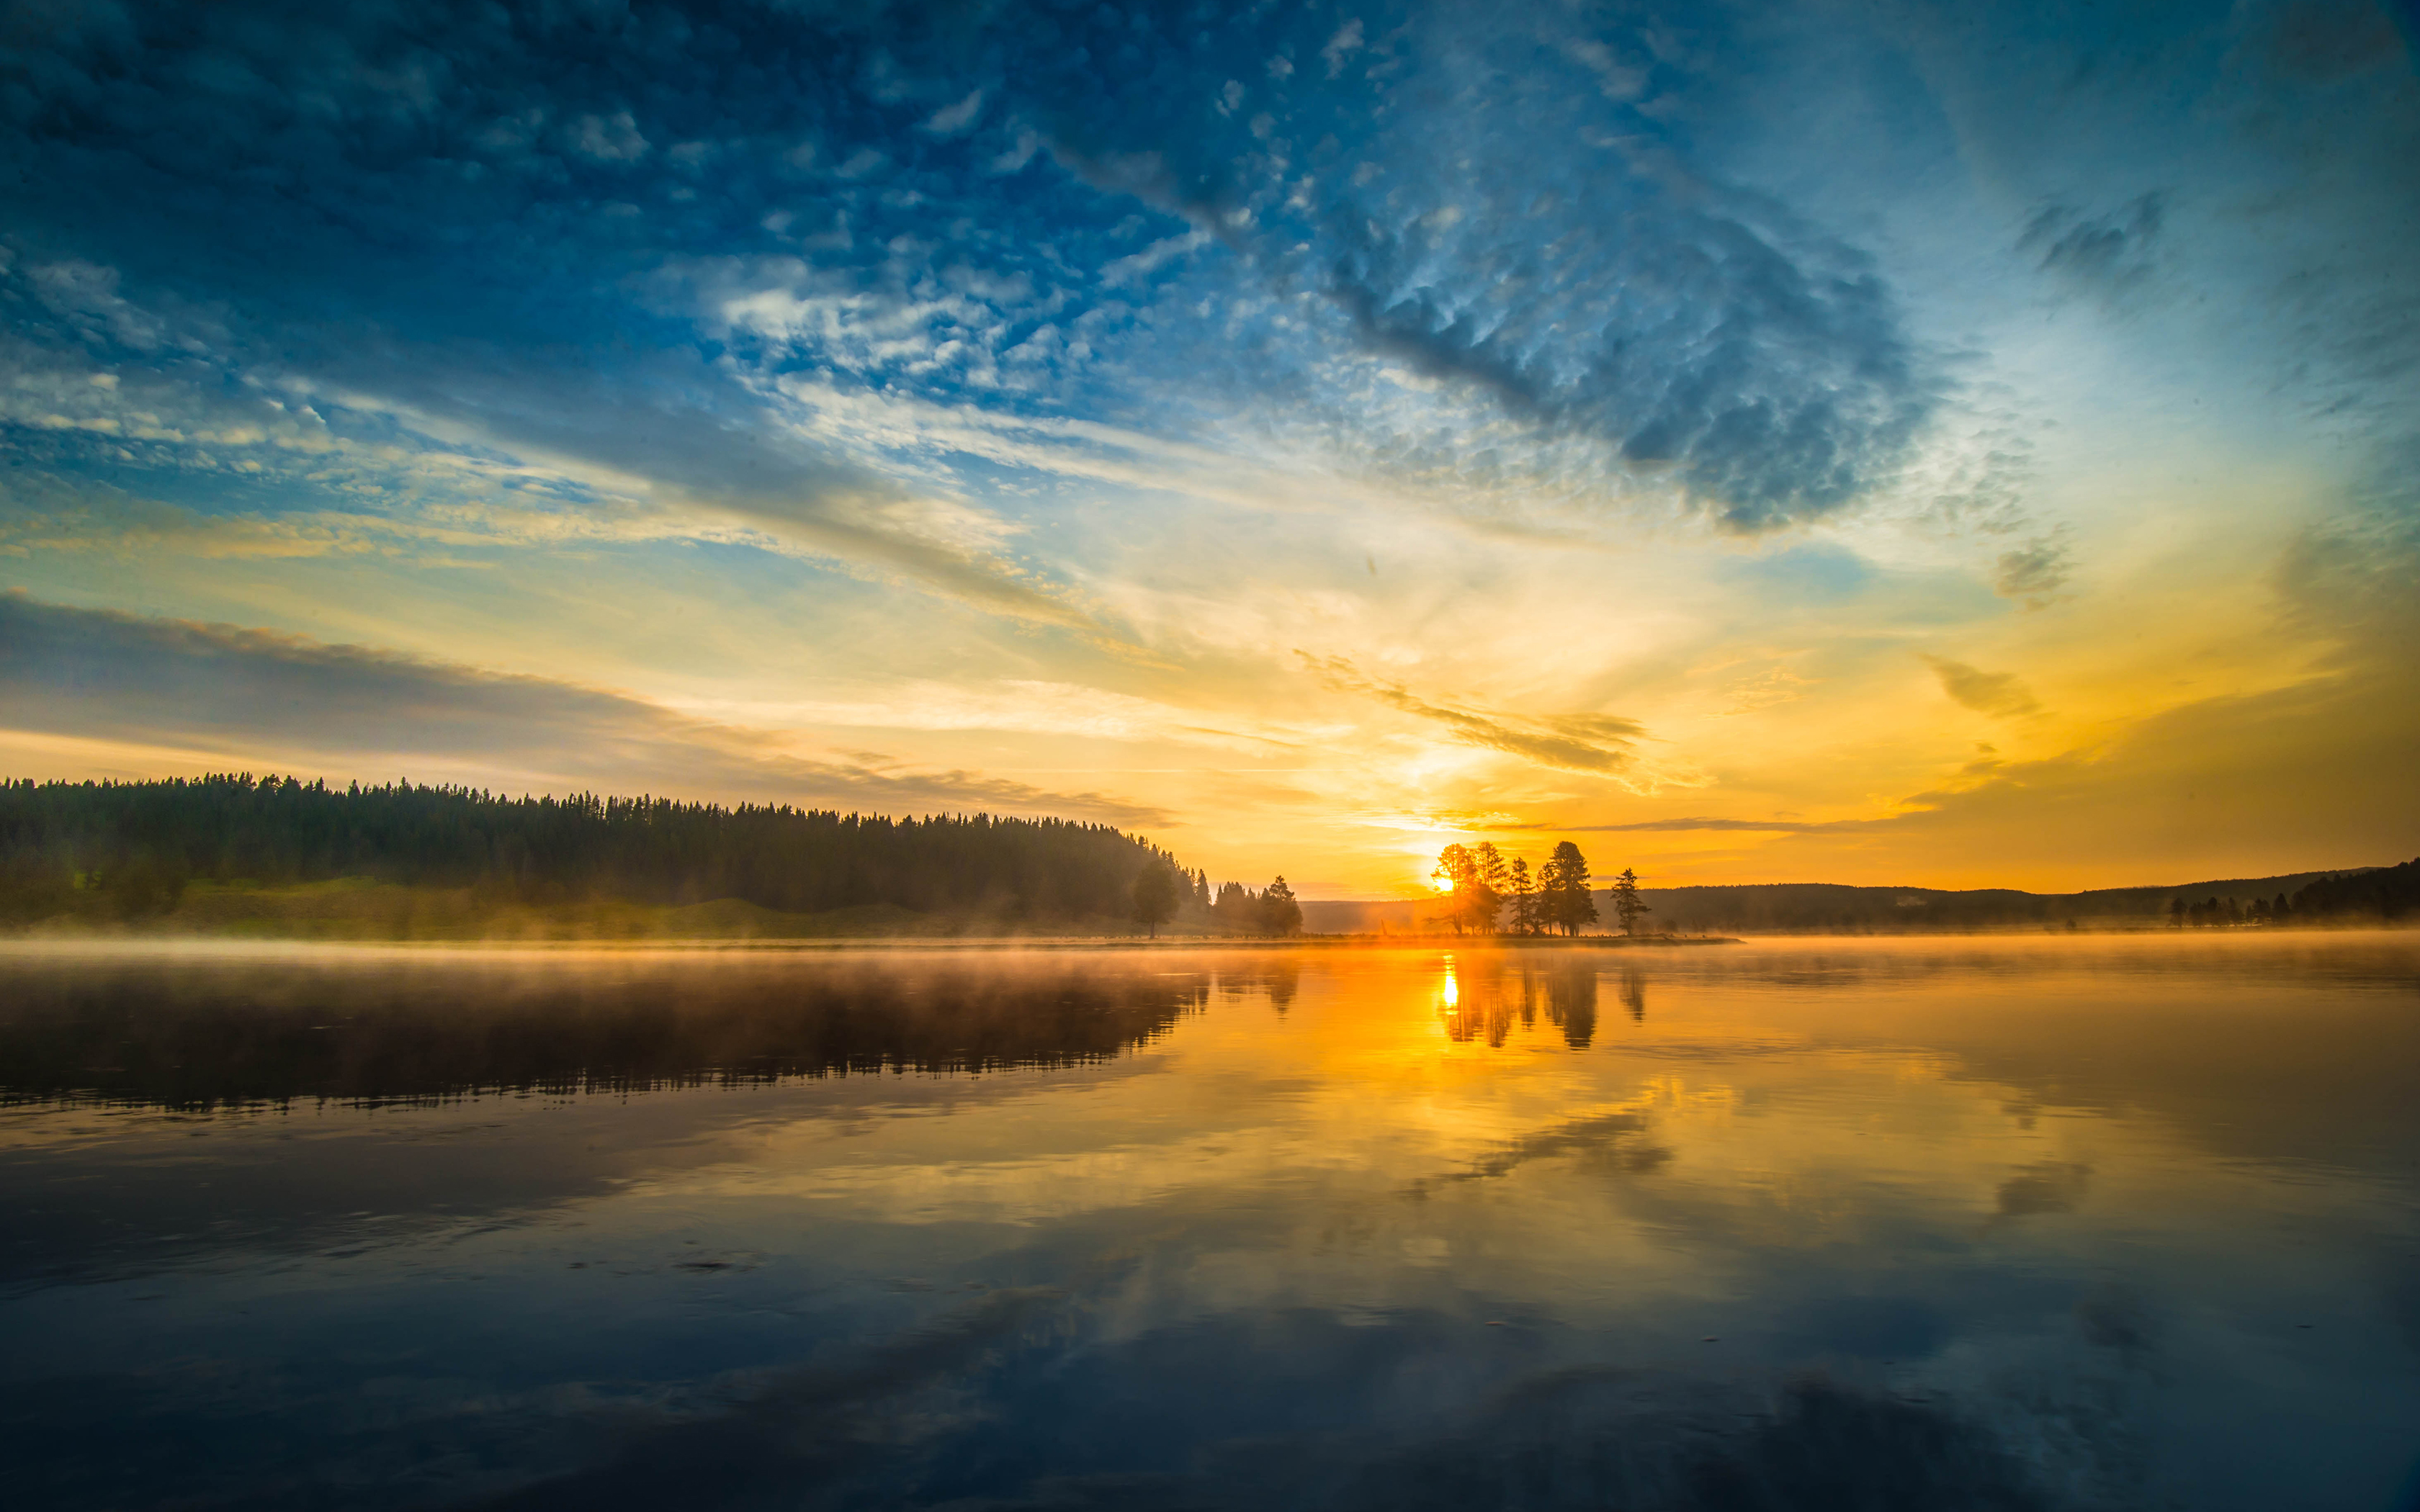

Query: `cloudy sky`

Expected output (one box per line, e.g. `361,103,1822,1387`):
2,0,2416,896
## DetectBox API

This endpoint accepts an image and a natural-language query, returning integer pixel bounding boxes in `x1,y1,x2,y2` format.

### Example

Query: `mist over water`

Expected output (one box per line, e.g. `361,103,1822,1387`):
4,935,2417,1511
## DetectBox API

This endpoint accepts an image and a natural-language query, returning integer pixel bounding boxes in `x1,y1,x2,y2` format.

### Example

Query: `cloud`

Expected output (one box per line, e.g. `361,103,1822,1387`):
920,90,985,137
1992,536,2072,608
326,351,1105,631
2020,195,2166,293
2250,0,2408,84
0,594,1166,824
1561,817,1835,833
1921,655,2043,719
1298,652,1641,775
777,679,1301,752
0,0,1948,557
568,111,649,163
0,252,1106,634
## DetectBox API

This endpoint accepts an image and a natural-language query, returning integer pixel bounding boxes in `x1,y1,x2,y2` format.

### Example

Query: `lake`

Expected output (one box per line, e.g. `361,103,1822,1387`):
3,934,2416,1511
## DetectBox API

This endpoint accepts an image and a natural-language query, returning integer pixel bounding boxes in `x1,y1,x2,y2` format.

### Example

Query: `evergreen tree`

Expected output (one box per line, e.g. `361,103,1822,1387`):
1541,841,1597,936
1507,857,1541,935
0,775,1219,927
1260,876,1302,936
2291,859,2420,921
1212,880,1260,933
1610,867,1650,937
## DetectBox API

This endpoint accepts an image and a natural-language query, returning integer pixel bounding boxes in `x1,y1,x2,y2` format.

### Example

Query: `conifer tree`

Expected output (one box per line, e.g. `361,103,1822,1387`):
1507,857,1541,935
1610,866,1649,936
1260,876,1301,936
1541,841,1597,936
0,774,1218,928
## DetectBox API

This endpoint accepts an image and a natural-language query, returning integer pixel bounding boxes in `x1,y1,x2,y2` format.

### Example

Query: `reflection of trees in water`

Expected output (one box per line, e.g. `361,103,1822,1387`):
1543,963,1598,1048
1620,967,1647,1022
1438,960,1608,1048
0,959,1208,1110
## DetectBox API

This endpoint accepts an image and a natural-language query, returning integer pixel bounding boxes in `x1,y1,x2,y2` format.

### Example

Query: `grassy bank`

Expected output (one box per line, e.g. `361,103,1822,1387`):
6,878,1098,942
2,879,1754,946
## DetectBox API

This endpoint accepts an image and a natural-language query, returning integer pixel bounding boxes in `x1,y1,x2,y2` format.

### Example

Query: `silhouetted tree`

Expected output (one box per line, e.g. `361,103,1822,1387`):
1211,880,1263,933
1540,841,1597,936
1132,864,1179,937
1610,867,1650,937
1507,858,1542,935
1475,842,1510,914
1432,844,1503,935
2287,858,2420,922
1260,876,1302,936
0,775,1213,928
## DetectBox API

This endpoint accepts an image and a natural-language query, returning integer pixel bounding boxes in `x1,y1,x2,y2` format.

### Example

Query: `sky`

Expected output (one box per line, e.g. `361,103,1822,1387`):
1,0,2416,898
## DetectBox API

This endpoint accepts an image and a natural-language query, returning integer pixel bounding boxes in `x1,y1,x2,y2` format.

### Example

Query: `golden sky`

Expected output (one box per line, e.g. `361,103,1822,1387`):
3,1,2416,896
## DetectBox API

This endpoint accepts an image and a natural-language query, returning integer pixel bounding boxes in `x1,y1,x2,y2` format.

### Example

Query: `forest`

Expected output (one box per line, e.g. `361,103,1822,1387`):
1634,863,2419,934
2265,857,2420,924
0,774,1237,930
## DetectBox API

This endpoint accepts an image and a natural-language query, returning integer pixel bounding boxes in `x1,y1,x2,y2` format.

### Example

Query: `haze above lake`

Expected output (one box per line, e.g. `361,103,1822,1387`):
4,934,2416,1511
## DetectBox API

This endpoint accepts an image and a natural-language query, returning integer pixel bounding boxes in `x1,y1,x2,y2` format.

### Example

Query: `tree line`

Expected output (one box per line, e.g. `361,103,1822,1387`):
0,774,1204,927
1129,865,1301,937
2169,856,2420,927
1430,841,1649,937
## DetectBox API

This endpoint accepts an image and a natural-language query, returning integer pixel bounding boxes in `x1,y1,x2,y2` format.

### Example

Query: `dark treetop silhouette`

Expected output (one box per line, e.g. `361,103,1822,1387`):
0,774,1203,928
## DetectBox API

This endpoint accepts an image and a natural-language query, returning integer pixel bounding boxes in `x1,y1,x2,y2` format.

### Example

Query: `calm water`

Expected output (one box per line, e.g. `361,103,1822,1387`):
4,935,2418,1511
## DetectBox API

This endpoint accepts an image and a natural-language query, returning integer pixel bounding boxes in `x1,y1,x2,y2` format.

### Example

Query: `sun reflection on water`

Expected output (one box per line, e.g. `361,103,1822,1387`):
2,935,2418,1511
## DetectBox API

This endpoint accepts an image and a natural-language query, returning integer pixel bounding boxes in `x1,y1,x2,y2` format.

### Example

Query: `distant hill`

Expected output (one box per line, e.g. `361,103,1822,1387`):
1300,865,2396,936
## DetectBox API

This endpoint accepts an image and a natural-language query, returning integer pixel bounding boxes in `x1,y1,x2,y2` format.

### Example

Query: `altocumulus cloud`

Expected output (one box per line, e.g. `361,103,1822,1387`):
0,0,1942,561
0,594,1166,825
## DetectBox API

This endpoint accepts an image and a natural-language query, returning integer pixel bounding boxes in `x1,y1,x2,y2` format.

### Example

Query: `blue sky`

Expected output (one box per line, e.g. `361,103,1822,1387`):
4,0,2416,894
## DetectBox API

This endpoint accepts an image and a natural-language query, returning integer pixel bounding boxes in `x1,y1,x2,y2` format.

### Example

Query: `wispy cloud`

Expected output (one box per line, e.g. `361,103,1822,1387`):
1297,652,1641,775
1560,817,1842,834
1991,536,2073,610
0,594,1166,824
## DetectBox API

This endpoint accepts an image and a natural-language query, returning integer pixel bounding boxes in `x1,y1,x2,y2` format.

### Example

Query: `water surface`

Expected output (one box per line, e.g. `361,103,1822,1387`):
4,935,2417,1510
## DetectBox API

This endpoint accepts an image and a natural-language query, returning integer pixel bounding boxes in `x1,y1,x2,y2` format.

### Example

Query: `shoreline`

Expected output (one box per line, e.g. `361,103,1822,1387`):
0,930,1744,953
2,925,2410,955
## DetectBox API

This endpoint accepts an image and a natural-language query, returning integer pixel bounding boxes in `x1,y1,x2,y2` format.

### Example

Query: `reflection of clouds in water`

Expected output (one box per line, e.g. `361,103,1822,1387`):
1415,1106,1670,1192
1995,1161,2094,1223
6,938,2417,1511
444,1308,2104,1512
